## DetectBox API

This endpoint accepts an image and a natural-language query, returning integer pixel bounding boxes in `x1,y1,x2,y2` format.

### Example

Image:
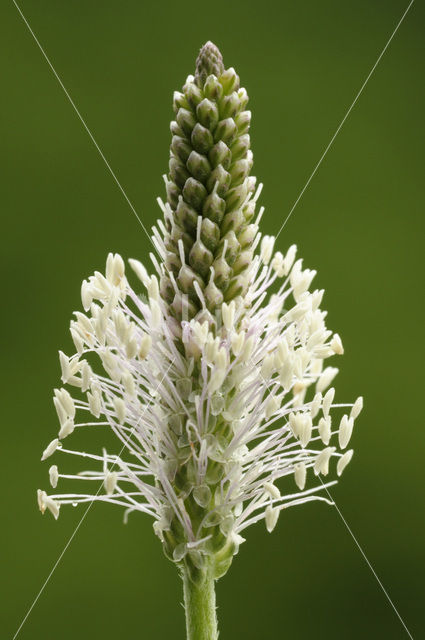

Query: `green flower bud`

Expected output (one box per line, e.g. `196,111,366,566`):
242,194,257,222
173,90,189,113
201,218,220,252
171,135,192,163
219,67,240,94
212,253,231,289
184,81,203,108
238,223,258,247
160,275,174,303
177,108,196,136
170,225,193,254
165,250,181,275
235,110,251,134
187,150,211,184
202,191,226,225
208,141,232,169
169,157,190,188
225,182,249,211
224,275,244,301
166,180,180,209
237,87,249,109
183,177,207,209
189,239,213,279
221,209,245,235
203,74,223,101
196,98,219,130
204,276,224,309
214,118,237,145
191,123,214,154
175,198,199,233
170,120,184,137
220,231,240,265
232,249,252,274
229,158,251,186
220,92,240,119
230,134,250,161
206,165,231,196
177,268,204,302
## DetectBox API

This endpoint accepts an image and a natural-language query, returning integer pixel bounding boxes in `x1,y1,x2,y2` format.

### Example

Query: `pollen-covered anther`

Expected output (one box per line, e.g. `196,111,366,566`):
105,471,118,495
58,418,74,440
59,351,81,384
240,335,255,362
264,482,281,500
322,387,335,418
128,258,150,286
49,465,59,488
318,416,332,445
294,462,307,490
113,397,127,424
139,334,152,359
88,389,101,418
331,333,344,355
339,415,354,449
222,301,236,331
150,298,162,329
310,392,322,419
351,396,363,419
81,280,93,312
208,357,227,393
106,253,125,286
260,235,275,265
41,438,60,461
314,447,336,476
53,388,75,425
317,367,338,393
271,251,285,277
337,449,354,476
37,489,60,519
265,505,279,533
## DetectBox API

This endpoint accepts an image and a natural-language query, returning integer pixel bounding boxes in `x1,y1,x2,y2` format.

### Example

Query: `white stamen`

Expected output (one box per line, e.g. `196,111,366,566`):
351,396,363,419
337,450,354,476
314,447,335,476
105,471,118,495
49,465,59,488
294,463,306,490
339,415,354,449
41,438,59,461
265,505,279,532
331,333,344,355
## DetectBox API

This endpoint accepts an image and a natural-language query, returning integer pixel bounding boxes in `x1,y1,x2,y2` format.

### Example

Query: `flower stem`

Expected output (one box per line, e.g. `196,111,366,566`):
182,564,218,640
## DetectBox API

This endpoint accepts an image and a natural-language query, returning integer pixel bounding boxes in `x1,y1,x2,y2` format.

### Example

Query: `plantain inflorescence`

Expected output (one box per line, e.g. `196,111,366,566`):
38,43,362,617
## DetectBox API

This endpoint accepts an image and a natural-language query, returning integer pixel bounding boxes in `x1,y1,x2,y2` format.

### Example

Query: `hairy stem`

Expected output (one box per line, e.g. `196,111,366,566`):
182,564,218,640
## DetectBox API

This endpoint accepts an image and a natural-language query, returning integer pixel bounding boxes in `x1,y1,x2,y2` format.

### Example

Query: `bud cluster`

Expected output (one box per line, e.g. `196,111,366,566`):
159,41,259,322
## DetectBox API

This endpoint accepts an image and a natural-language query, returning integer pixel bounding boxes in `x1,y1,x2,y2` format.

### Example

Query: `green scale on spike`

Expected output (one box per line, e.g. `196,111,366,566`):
161,42,258,320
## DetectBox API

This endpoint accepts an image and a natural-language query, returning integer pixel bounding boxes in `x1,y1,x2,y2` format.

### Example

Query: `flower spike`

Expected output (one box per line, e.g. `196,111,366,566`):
38,42,362,637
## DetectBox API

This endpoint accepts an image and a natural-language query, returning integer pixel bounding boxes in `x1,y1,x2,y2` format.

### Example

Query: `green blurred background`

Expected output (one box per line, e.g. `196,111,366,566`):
1,0,424,638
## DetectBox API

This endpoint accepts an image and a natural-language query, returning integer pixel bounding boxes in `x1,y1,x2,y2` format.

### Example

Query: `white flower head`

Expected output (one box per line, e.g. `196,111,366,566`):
39,242,362,579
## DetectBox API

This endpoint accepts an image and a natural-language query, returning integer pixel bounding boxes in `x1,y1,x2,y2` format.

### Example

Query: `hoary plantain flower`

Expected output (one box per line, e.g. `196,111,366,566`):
38,42,362,639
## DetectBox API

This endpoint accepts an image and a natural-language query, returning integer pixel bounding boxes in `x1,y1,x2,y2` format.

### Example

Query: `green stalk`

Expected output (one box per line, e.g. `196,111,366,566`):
182,565,218,640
